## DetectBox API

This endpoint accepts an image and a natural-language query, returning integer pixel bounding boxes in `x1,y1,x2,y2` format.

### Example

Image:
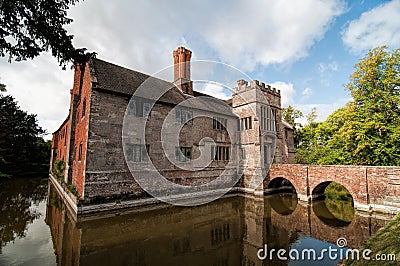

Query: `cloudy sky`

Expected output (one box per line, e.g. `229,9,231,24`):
1,0,400,138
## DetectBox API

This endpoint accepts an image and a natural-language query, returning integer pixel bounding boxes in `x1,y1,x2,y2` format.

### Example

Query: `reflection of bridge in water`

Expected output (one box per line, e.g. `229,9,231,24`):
46,182,393,266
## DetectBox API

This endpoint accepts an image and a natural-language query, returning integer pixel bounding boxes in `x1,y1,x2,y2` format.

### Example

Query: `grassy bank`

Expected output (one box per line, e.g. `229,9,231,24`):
347,214,400,265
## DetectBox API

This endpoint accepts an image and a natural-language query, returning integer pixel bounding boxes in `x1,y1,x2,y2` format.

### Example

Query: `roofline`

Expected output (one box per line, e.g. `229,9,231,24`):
282,120,294,130
91,57,228,102
53,116,69,135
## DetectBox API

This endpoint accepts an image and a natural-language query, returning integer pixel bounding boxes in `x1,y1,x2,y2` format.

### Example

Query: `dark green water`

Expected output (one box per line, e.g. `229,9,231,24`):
0,177,394,265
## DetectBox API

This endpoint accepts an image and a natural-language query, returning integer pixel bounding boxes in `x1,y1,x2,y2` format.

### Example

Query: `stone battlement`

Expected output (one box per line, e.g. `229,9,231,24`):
234,79,281,97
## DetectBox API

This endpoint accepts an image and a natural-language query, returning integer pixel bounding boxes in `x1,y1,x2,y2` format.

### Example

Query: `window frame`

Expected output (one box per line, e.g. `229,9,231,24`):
127,97,152,118
175,146,192,162
240,117,252,130
211,145,230,161
261,106,276,131
176,108,193,125
127,99,136,116
212,116,227,130
143,102,151,118
125,143,150,162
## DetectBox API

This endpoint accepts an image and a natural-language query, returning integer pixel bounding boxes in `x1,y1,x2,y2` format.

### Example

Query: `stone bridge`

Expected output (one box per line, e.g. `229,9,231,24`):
266,164,400,213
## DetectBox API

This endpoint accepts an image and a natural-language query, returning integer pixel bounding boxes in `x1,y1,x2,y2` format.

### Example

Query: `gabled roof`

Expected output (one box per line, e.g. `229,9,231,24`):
88,58,235,116
89,58,187,105
89,58,233,115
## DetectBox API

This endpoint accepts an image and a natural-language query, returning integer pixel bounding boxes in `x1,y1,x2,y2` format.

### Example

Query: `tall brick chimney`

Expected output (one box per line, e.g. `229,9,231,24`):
173,46,193,95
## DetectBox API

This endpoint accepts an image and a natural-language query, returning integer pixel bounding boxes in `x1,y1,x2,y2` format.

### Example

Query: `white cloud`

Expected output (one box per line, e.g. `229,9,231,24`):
1,0,346,136
67,0,346,72
301,87,312,96
318,61,338,73
0,54,72,138
317,61,339,86
196,83,231,100
269,81,296,107
294,97,350,125
200,0,346,71
342,0,400,52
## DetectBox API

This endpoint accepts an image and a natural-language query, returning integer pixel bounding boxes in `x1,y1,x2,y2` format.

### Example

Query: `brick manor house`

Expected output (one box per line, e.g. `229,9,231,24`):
50,47,295,208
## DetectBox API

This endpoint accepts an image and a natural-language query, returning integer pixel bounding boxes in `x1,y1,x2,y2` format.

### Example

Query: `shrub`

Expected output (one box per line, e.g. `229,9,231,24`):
52,159,65,180
52,159,80,198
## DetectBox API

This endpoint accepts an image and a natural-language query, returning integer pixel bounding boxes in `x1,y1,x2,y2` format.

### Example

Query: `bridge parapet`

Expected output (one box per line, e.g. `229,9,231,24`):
268,164,400,213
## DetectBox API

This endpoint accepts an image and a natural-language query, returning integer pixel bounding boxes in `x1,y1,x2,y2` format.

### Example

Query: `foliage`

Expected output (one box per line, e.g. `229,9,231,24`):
66,183,79,197
306,107,317,124
296,46,400,166
0,86,51,176
282,105,303,127
52,159,66,180
0,0,94,68
343,46,400,165
51,159,79,198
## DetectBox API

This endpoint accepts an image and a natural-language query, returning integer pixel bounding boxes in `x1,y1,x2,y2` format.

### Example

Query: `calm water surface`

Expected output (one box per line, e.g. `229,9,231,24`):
0,177,394,265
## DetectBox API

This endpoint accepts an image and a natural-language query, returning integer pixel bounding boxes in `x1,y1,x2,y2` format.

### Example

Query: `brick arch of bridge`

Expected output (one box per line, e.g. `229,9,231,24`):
266,164,308,197
267,164,369,205
307,165,368,204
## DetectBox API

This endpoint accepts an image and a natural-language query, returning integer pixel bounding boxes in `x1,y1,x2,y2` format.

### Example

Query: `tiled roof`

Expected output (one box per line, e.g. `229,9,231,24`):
88,58,234,116
89,58,187,105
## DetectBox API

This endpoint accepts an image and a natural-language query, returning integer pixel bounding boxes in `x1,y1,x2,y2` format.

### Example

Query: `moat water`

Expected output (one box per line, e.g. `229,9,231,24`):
0,177,395,266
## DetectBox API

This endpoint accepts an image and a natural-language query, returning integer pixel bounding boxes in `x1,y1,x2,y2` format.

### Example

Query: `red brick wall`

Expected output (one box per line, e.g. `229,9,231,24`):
268,164,400,205
267,164,309,196
70,62,92,198
51,119,70,169
307,165,368,204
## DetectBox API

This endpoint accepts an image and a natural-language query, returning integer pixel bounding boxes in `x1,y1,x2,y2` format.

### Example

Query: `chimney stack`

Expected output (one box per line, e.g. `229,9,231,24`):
173,46,193,95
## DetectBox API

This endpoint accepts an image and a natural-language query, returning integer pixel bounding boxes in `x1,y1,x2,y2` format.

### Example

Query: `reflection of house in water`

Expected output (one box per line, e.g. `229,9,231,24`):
49,46,295,214
45,183,390,266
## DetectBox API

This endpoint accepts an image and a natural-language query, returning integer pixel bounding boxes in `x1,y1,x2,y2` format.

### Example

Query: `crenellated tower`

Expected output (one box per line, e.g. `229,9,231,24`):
232,79,284,193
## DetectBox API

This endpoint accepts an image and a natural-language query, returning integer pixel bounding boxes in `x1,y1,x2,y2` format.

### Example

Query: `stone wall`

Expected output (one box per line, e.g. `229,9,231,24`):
85,89,136,199
268,164,400,206
84,89,237,201
232,79,290,192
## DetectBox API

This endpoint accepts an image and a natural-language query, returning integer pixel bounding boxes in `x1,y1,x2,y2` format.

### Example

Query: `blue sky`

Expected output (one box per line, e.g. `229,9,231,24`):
0,0,399,135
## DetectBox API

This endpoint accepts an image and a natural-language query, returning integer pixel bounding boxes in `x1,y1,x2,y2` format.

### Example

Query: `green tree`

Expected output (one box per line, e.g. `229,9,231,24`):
306,107,318,124
0,0,92,68
315,104,354,165
295,46,400,166
0,85,51,176
294,108,320,164
343,46,400,165
282,105,303,127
